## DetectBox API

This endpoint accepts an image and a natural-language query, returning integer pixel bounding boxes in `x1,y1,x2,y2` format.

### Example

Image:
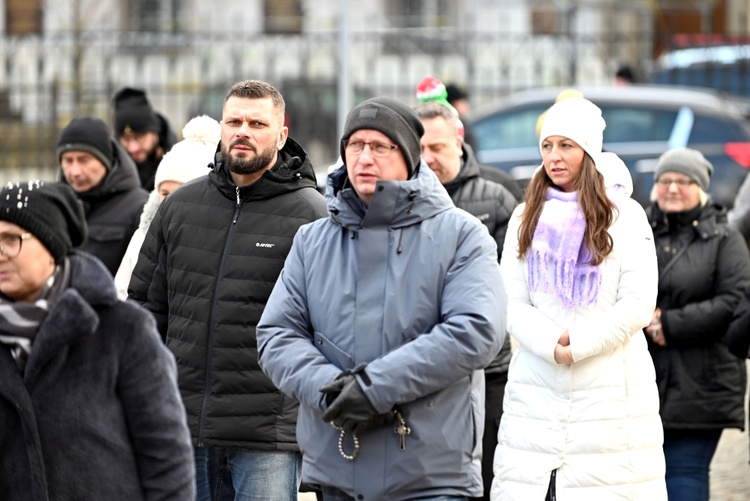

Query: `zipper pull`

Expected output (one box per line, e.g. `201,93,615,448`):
235,186,241,206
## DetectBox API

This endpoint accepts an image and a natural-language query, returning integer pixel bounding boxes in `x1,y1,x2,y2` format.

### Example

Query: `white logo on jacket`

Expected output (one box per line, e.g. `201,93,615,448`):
256,242,275,248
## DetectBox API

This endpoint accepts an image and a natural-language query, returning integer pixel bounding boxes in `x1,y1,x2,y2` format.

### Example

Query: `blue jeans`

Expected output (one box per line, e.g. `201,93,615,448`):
194,446,301,501
663,429,723,501
321,487,466,501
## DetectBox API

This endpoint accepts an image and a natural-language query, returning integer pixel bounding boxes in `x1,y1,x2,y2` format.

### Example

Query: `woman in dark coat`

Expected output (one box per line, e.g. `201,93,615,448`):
644,148,750,501
0,180,194,500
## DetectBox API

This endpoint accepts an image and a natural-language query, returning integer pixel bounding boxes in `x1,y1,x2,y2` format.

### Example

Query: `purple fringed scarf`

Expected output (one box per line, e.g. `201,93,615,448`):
528,188,602,309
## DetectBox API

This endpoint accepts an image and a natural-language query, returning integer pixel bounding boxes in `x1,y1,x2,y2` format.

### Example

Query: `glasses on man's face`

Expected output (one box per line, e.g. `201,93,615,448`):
343,140,399,158
656,177,695,188
0,233,32,259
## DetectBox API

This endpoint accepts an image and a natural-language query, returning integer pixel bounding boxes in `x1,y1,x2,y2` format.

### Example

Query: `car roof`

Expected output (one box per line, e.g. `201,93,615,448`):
472,84,750,121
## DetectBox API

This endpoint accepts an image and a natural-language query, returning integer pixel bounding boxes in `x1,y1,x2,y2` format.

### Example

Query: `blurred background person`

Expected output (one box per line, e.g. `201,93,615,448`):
115,114,220,300
493,97,665,500
613,64,637,86
416,77,523,200
727,174,750,247
113,87,178,191
57,116,148,276
644,147,750,501
445,82,477,151
0,180,194,500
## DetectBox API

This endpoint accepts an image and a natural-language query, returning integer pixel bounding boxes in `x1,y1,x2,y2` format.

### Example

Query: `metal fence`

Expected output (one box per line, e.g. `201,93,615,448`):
0,24,705,182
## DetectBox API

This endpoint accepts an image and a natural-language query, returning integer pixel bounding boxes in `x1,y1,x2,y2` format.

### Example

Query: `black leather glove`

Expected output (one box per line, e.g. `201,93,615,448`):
321,375,382,432
320,373,349,407
346,408,397,435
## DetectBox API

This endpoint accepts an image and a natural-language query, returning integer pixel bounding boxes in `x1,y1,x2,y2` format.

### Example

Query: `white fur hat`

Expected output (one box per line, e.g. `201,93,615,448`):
539,97,606,164
154,115,220,191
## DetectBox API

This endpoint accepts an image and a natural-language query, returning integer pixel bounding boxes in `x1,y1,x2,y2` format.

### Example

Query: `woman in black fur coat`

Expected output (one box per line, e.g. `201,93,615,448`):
0,180,194,500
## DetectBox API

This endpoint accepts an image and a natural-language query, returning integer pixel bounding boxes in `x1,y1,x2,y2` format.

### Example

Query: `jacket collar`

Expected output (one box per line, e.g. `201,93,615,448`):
649,202,727,240
443,143,481,193
326,160,455,230
209,137,319,202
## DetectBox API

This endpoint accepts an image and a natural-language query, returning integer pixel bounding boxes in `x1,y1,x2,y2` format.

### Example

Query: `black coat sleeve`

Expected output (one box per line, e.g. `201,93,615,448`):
726,283,750,358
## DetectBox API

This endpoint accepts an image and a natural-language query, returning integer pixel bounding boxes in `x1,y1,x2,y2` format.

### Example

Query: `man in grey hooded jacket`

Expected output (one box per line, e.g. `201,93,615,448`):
257,96,507,500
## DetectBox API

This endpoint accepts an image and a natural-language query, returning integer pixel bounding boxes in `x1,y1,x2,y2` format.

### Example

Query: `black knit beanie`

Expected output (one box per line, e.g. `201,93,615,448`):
57,116,114,171
0,181,87,263
340,97,424,178
112,87,159,138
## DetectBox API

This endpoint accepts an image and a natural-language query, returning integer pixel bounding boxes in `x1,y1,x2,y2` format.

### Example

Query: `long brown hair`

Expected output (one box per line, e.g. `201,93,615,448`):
517,153,616,265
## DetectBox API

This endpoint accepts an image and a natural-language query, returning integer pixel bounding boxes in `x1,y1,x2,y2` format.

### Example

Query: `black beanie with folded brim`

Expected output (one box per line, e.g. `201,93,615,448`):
0,180,87,263
340,97,424,178
112,87,160,138
57,116,114,171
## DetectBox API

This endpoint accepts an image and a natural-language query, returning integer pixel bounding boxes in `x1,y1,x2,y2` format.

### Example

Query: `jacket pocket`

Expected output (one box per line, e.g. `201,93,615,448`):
313,331,354,371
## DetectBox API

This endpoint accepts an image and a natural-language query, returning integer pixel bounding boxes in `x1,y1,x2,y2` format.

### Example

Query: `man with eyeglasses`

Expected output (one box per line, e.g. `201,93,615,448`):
57,116,148,276
257,96,507,500
112,87,178,191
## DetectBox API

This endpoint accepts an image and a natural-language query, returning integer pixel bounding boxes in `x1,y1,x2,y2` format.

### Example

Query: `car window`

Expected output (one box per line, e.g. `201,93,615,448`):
474,106,548,150
600,106,677,143
688,113,748,143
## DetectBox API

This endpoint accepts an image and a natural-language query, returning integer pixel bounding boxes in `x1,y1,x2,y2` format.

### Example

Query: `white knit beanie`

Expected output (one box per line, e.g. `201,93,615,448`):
539,97,606,164
154,115,220,191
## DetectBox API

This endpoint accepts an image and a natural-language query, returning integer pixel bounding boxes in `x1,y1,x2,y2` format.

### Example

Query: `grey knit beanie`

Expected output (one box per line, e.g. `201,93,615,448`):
654,147,713,191
340,97,424,178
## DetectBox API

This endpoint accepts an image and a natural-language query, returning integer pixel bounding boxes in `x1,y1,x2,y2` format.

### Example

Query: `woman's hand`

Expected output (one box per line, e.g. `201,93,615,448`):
554,330,573,364
646,308,667,347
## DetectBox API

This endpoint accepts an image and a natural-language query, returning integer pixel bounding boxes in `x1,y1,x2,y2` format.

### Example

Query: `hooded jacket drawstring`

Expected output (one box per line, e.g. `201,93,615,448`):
397,229,405,254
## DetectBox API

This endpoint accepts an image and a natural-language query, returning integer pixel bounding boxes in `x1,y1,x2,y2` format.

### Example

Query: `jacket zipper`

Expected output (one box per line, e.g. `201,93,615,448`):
197,186,243,446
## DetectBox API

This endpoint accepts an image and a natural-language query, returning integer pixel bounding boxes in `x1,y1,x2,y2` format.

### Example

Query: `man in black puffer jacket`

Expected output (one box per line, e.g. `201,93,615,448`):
129,80,328,500
416,101,518,501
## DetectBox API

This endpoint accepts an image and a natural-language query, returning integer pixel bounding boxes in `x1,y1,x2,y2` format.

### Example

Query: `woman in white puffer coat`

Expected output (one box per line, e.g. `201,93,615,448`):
114,115,220,300
491,98,667,500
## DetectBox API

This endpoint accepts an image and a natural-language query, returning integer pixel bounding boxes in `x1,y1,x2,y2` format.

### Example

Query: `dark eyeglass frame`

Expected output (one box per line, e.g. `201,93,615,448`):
342,139,399,158
0,233,32,259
